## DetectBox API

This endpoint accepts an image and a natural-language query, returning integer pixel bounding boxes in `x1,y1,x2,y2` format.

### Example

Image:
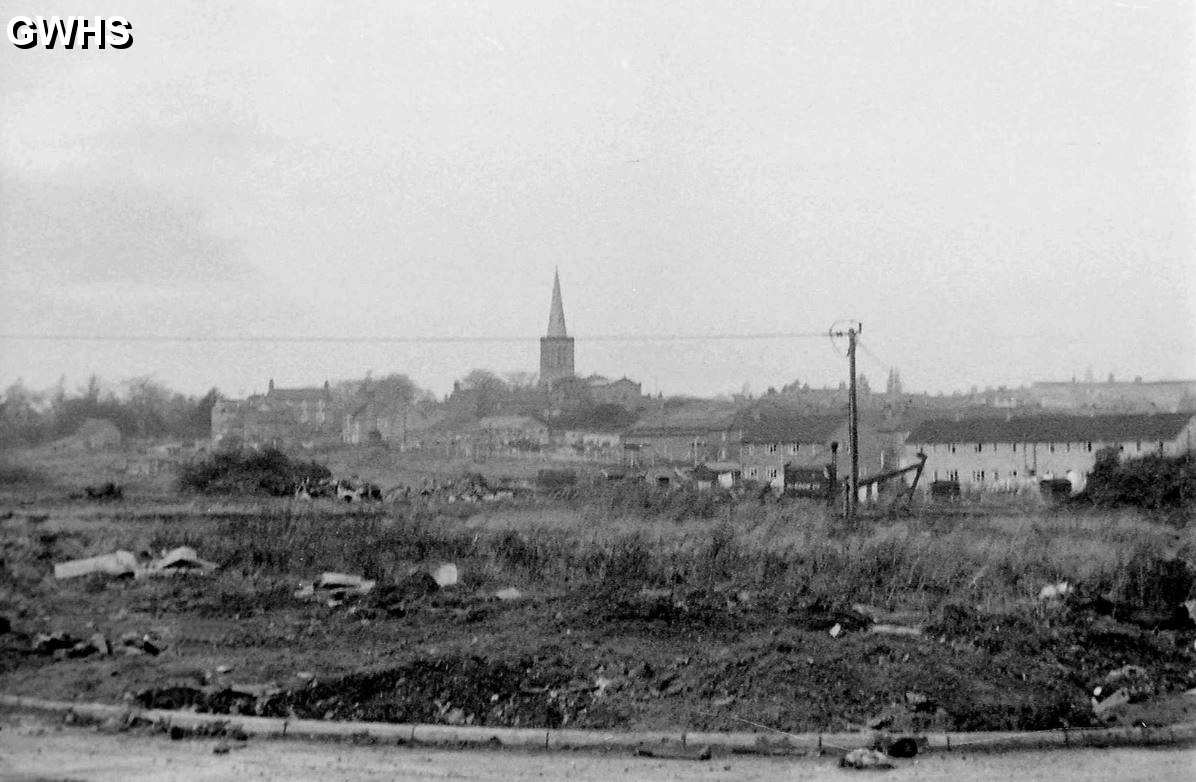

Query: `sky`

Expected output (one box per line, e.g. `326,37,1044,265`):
1,0,1193,399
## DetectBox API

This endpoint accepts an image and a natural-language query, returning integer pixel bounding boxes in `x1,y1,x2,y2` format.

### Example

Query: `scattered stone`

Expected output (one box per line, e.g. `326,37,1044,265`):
433,563,459,588
54,551,139,580
150,546,217,576
296,572,376,602
828,623,843,638
870,624,923,637
495,587,523,601
119,632,164,656
212,739,232,755
840,747,893,770
1039,581,1073,600
215,664,233,675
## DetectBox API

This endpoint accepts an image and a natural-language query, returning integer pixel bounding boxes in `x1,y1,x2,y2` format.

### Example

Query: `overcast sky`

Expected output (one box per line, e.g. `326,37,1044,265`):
2,0,1193,398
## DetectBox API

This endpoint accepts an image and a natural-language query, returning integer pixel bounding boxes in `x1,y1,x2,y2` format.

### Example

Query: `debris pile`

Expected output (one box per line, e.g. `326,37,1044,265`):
839,747,893,770
33,630,164,659
54,547,217,581
294,573,377,606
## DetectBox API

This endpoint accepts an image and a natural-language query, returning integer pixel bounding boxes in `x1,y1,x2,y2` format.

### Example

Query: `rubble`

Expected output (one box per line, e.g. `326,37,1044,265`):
1039,581,1073,600
295,572,377,604
840,747,893,770
869,624,923,637
54,551,139,580
118,632,165,656
433,563,459,588
150,546,217,576
54,546,217,581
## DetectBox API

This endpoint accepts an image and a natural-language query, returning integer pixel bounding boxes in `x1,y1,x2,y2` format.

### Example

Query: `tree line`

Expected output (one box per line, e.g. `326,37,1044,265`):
0,376,218,447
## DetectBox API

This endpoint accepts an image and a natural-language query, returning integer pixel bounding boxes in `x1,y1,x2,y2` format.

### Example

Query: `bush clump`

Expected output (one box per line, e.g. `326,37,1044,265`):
176,447,330,496
1083,449,1195,510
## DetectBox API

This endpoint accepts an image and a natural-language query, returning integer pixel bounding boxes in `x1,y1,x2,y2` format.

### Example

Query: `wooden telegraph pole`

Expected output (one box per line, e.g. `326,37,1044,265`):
830,322,862,518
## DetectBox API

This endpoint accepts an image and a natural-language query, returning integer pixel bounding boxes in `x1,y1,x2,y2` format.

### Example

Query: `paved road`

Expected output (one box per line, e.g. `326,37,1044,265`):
1,716,1193,781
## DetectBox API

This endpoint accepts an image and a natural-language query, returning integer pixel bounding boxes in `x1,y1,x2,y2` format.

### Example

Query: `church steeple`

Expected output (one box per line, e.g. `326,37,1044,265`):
547,268,567,337
539,269,575,388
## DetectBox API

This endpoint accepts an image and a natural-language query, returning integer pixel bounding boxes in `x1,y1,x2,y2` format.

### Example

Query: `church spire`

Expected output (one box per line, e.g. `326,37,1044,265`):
546,268,567,337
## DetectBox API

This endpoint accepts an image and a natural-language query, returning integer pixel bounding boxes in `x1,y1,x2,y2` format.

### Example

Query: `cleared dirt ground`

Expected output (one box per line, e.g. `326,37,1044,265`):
1,450,1194,737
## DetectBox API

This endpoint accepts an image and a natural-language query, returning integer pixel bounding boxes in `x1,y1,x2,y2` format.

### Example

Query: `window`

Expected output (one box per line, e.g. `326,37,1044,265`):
788,443,799,455
993,470,999,481
1048,443,1055,453
1012,443,1017,453
747,467,759,478
1086,442,1093,452
767,468,778,479
743,445,753,457
949,443,956,454
1136,441,1142,451
975,443,983,453
1012,470,1018,478
767,444,778,454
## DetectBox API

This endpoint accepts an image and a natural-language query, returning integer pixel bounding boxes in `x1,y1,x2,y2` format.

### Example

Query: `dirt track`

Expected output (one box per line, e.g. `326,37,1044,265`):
2,714,1194,781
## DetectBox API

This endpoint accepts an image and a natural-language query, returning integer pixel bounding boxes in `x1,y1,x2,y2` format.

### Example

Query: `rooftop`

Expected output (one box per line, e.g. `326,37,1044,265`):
906,413,1195,444
737,409,845,444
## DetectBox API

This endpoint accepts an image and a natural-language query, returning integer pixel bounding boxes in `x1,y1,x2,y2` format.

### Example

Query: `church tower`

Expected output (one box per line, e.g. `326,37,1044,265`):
539,269,575,388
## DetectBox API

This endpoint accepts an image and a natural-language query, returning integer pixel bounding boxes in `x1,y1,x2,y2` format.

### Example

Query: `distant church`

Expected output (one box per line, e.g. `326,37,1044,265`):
539,269,575,388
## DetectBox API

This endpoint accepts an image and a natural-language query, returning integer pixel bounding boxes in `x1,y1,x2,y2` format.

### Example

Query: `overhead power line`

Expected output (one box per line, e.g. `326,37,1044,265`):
0,331,833,345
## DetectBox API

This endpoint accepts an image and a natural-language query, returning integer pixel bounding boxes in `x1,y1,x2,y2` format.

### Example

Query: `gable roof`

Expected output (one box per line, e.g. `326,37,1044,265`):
624,405,740,437
906,413,1194,445
737,409,845,444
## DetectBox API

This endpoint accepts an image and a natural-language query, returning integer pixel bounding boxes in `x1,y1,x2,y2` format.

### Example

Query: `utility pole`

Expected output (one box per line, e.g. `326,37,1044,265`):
830,322,862,518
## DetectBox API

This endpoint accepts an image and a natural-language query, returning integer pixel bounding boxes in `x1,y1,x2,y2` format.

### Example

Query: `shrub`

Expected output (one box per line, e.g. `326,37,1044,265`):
1083,449,1195,510
176,447,330,496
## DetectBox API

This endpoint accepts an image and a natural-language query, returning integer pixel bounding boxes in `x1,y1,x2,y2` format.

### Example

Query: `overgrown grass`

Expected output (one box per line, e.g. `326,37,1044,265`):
47,502,1172,614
